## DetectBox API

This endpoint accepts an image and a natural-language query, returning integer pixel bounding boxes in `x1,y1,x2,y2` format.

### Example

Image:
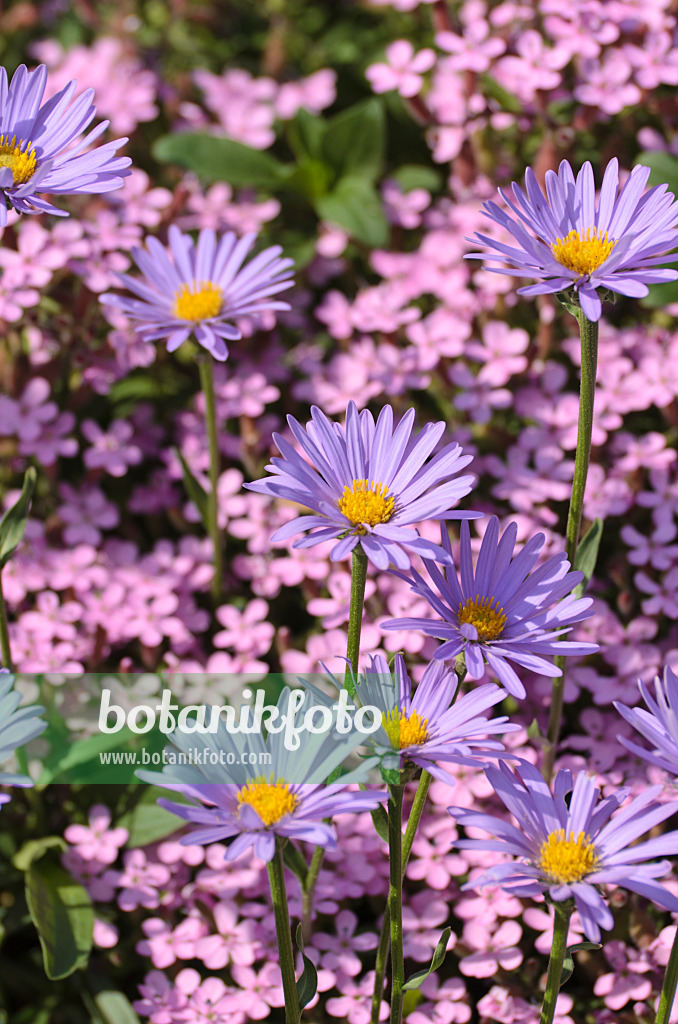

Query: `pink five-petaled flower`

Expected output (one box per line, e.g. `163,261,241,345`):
313,910,379,976
82,419,143,477
64,803,128,864
366,40,436,98
137,916,206,970
194,901,257,968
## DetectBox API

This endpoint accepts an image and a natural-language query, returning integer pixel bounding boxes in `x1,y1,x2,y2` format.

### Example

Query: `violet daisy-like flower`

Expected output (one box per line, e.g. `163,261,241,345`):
102,225,294,361
448,760,678,942
466,159,678,322
382,517,597,699
245,401,479,570
0,63,131,224
339,654,519,782
614,665,678,775
0,669,47,805
137,688,384,863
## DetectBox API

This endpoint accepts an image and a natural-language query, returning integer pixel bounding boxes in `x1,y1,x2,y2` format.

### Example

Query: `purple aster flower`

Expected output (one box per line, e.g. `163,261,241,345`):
448,760,678,942
466,159,678,321
344,653,520,782
138,688,384,862
245,401,480,571
614,665,678,775
102,225,294,360
382,517,598,699
0,64,131,225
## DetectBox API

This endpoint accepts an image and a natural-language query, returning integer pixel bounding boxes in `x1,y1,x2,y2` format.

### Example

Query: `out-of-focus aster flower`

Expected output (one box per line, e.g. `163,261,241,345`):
245,401,479,571
614,665,678,774
466,159,678,321
334,653,519,782
0,64,131,225
137,687,384,862
448,760,678,942
0,669,47,804
102,226,294,361
382,517,597,699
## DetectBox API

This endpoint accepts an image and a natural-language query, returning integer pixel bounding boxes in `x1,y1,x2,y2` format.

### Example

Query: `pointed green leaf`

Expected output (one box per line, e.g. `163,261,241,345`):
152,133,290,187
574,518,603,595
295,923,318,1010
93,989,142,1024
26,856,94,979
175,447,209,528
370,803,390,844
0,467,37,568
321,99,385,182
13,836,67,872
315,176,389,247
561,941,601,986
403,927,452,990
283,842,309,884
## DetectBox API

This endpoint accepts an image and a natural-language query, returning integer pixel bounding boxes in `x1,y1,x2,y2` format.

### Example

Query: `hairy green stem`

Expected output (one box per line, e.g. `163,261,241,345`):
540,901,573,1024
267,841,301,1024
198,356,224,602
0,570,13,671
388,784,405,1024
656,924,678,1024
543,311,598,782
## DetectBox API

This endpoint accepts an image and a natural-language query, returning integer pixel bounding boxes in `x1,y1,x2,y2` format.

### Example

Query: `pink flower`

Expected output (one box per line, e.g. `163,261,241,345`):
64,804,128,864
313,910,379,976
228,964,286,1019
110,850,171,912
137,916,206,969
326,971,389,1023
82,419,143,477
459,919,523,978
366,40,436,98
194,901,257,968
58,484,120,546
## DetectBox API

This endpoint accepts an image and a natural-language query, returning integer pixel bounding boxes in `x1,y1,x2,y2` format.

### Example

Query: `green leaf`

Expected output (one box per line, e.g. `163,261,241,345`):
636,150,678,194
38,727,137,786
0,467,37,569
574,518,603,595
152,133,290,188
93,989,142,1024
321,99,386,182
283,842,309,884
479,73,524,114
295,923,318,1010
279,158,332,200
640,278,678,309
175,447,209,528
561,941,601,986
287,108,327,162
316,176,389,247
390,164,442,193
26,856,94,979
370,804,390,844
117,799,187,847
403,927,452,990
527,718,546,747
13,836,67,872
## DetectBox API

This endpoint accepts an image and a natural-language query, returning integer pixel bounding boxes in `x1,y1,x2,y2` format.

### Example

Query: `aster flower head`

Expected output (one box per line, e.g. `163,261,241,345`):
0,669,47,800
382,517,598,699
448,760,678,942
466,159,678,321
614,665,678,776
137,687,384,863
102,225,294,361
0,63,131,224
334,653,519,782
245,401,479,571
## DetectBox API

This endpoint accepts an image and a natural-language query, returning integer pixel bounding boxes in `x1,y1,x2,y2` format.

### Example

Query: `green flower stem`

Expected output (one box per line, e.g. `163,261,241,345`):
267,841,301,1024
388,783,405,1024
345,543,368,696
0,570,13,671
543,310,598,783
540,901,573,1024
198,355,224,602
655,925,678,1024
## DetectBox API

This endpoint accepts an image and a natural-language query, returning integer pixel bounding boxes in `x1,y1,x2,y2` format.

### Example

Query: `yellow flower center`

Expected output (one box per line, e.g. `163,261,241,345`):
237,776,299,826
338,479,395,533
0,134,37,185
172,280,223,322
537,829,599,884
458,595,507,642
382,708,429,749
551,227,617,277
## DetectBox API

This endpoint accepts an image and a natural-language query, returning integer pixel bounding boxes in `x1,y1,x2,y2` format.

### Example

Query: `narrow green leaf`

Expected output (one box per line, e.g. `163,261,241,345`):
283,842,309,884
316,176,389,247
287,108,327,162
152,133,289,187
403,927,452,990
391,164,442,193
38,727,136,786
175,447,209,527
26,856,94,979
295,923,318,1010
370,804,390,844
321,99,386,182
13,836,67,872
560,941,601,986
0,467,37,568
574,518,603,595
117,800,187,847
94,989,142,1024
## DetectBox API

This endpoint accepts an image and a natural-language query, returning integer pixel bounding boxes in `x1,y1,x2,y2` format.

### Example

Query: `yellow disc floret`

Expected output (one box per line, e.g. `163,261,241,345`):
551,227,617,277
172,280,224,322
338,479,395,533
458,595,507,642
538,829,599,884
237,775,299,826
0,135,37,185
383,708,429,749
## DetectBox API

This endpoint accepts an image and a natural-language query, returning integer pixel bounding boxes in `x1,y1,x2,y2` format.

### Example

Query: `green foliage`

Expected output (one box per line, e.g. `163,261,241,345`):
25,855,94,980
295,923,319,1009
402,927,452,990
0,467,37,570
316,175,389,246
574,518,603,596
153,133,289,187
